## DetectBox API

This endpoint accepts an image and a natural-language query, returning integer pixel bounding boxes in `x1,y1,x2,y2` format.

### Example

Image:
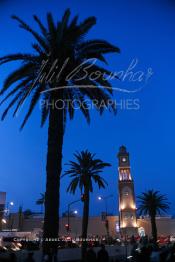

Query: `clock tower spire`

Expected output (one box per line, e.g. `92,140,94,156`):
118,146,137,236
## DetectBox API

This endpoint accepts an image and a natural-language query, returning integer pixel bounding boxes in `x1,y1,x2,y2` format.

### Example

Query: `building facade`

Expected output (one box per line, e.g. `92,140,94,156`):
2,214,175,239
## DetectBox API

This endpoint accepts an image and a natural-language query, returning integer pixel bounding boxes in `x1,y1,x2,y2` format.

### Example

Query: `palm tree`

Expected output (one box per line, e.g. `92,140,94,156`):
36,193,45,213
138,190,169,243
23,209,33,219
63,150,110,259
0,10,120,254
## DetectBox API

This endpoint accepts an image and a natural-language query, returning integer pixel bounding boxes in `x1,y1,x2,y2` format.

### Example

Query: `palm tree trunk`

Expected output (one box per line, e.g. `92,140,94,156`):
81,188,90,261
150,215,157,243
43,93,64,257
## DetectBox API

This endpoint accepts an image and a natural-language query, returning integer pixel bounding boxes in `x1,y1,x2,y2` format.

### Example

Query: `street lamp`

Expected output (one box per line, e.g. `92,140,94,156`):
98,194,113,215
67,199,81,234
6,201,15,214
98,194,114,241
0,201,14,231
6,201,14,231
2,219,7,224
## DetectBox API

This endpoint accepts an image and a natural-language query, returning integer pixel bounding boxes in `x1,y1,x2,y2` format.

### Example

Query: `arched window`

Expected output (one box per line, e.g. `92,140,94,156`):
120,169,131,181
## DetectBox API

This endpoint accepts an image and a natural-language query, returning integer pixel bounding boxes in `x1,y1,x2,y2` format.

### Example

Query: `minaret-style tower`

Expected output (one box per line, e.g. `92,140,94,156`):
118,146,137,236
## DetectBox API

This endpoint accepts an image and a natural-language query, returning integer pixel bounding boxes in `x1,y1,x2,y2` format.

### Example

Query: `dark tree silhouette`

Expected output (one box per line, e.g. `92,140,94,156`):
36,193,45,213
138,190,169,242
63,150,110,259
23,209,33,219
0,9,120,255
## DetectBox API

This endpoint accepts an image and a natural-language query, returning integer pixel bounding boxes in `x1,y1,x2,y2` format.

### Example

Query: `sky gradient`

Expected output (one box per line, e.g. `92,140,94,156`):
0,0,175,216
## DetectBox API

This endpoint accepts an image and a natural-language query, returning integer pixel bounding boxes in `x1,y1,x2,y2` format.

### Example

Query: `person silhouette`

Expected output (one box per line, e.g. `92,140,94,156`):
86,247,96,262
25,252,35,262
97,244,109,262
9,253,17,262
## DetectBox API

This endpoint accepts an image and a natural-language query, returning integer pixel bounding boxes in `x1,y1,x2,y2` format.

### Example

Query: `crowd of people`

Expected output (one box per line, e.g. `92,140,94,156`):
1,237,175,262
85,244,109,262
84,237,175,262
0,252,36,262
130,242,175,262
126,235,175,262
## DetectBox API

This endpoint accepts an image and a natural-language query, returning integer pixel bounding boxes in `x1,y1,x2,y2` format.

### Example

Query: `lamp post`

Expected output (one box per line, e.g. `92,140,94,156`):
0,201,14,231
1,218,7,224
98,194,113,241
0,210,7,231
98,194,113,215
67,199,80,234
1,218,7,231
6,201,14,231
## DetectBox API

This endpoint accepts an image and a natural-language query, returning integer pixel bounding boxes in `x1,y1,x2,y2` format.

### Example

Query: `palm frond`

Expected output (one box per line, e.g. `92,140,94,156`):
1,63,34,95
33,15,48,38
0,77,32,106
20,84,44,129
11,15,48,52
78,17,96,36
1,91,23,120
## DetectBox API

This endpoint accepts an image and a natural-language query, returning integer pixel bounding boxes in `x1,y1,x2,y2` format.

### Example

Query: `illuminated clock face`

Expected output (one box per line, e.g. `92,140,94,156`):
122,157,127,162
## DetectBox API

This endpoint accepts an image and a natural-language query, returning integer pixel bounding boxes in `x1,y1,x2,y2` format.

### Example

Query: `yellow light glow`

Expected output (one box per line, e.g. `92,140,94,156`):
130,204,136,209
1,219,7,224
133,222,137,227
120,222,126,228
120,204,125,210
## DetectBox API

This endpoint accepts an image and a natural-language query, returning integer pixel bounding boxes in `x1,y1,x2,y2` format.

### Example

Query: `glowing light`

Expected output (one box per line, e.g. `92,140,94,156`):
122,222,126,228
98,196,102,200
120,204,125,210
133,222,138,227
66,237,71,241
138,227,145,237
130,204,136,209
1,219,7,224
73,210,78,214
10,202,14,206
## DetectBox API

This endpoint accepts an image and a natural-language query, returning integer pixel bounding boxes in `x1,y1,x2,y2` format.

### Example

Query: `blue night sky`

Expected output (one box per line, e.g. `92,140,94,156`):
0,0,175,216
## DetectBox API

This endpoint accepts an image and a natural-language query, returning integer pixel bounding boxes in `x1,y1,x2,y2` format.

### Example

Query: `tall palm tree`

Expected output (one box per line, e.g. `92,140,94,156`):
0,10,120,254
138,190,169,243
63,150,110,259
36,193,45,213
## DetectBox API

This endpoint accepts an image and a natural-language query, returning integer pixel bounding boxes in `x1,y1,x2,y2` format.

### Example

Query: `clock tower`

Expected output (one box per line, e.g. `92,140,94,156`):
118,146,137,236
